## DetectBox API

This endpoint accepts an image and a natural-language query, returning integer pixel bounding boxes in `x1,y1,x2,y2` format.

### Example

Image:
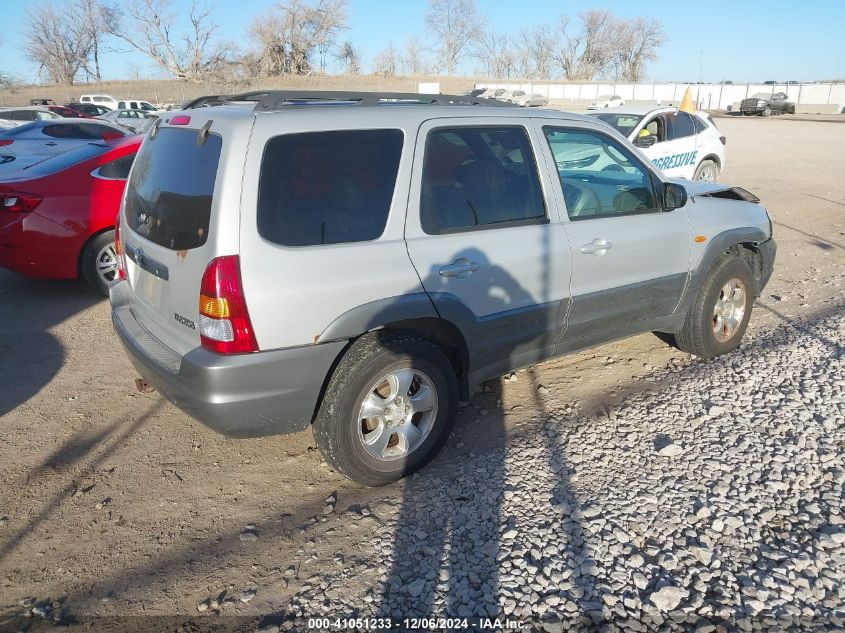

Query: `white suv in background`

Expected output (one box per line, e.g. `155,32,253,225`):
117,100,160,112
589,105,726,181
80,94,120,110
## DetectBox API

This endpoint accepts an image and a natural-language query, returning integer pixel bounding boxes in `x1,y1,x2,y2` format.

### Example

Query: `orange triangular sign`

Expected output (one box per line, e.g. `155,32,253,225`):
679,86,695,113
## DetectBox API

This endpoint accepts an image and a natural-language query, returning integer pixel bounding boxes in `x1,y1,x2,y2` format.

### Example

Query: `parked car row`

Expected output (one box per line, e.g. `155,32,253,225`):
470,87,550,107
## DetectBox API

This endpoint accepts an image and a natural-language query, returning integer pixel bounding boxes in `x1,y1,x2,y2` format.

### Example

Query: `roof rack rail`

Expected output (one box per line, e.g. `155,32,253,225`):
248,90,509,111
181,90,510,111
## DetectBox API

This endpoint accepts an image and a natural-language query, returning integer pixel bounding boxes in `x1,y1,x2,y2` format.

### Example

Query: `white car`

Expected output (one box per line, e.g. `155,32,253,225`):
79,94,120,110
588,105,726,181
586,94,625,110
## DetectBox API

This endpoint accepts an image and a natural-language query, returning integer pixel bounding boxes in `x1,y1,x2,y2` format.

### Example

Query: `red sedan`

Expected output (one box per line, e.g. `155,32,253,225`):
46,105,93,118
0,136,141,294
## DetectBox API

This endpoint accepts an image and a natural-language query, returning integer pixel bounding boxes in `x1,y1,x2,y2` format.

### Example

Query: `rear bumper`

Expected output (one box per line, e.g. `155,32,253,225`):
110,281,347,438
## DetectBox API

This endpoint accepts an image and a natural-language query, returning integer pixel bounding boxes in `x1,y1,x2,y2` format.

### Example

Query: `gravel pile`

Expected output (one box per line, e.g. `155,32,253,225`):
280,307,845,631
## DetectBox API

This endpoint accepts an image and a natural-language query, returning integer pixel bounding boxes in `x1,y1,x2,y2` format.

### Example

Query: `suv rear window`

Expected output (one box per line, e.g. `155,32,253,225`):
125,128,221,250
257,129,403,247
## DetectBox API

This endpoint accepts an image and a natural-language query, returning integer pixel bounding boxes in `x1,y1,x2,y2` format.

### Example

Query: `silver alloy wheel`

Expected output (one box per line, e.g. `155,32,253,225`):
95,243,119,286
357,367,438,462
712,277,747,342
696,162,718,182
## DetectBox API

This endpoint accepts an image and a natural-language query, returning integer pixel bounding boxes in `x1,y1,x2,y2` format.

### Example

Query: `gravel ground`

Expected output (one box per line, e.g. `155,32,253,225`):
1,116,844,633
262,302,844,632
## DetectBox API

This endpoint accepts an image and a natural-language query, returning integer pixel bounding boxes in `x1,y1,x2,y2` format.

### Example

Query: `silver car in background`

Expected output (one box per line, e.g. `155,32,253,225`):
0,119,129,171
97,108,159,134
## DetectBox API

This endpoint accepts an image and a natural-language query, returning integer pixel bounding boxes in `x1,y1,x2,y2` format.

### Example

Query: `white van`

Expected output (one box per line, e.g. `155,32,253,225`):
79,94,120,110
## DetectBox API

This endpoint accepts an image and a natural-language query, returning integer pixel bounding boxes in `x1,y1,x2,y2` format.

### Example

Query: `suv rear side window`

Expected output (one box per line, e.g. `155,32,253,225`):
258,129,403,247
665,112,695,140
125,128,221,250
420,126,545,234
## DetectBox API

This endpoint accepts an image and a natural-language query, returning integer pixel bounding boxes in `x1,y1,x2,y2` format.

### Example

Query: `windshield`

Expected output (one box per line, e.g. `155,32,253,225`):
590,113,643,138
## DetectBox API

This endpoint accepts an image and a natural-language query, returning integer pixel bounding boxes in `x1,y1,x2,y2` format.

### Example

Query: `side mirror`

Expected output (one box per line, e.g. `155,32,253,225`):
663,182,688,211
635,135,657,148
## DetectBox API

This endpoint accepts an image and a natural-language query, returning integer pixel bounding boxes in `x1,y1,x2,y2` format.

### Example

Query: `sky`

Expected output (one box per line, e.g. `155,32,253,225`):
0,0,843,83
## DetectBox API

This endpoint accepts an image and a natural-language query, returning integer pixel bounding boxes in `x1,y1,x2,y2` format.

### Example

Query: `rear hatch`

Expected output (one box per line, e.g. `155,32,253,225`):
120,113,247,356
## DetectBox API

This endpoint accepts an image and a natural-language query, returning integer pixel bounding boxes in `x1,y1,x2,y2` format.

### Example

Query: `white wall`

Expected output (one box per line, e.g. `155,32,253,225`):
475,81,845,111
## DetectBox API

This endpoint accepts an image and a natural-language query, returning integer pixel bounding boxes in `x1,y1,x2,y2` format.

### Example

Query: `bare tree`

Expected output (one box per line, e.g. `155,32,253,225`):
519,25,556,79
24,3,93,84
335,40,360,74
400,37,426,75
475,29,513,78
78,0,118,81
425,0,484,75
108,0,233,81
244,10,288,76
614,17,666,82
372,43,398,77
0,36,13,87
244,0,347,77
554,10,617,80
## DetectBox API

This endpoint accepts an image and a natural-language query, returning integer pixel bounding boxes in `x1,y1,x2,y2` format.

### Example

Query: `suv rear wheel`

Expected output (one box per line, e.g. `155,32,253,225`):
313,331,458,486
673,254,755,359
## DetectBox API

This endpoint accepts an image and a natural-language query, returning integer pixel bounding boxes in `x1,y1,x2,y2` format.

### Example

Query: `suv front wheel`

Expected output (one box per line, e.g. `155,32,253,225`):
313,331,458,486
674,254,755,359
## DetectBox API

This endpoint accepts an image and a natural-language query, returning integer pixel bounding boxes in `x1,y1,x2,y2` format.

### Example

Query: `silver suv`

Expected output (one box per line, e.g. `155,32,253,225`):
110,91,776,486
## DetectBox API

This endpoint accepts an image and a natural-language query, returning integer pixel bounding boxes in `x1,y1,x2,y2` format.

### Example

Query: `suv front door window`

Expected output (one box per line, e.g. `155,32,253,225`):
541,125,691,339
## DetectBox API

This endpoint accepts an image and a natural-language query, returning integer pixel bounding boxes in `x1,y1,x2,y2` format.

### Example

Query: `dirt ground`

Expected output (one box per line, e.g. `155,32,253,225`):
0,116,843,629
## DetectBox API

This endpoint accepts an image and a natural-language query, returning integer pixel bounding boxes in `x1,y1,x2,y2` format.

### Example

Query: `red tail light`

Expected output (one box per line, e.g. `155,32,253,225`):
170,115,191,125
114,212,126,280
0,140,13,147
1,192,42,213
199,255,258,354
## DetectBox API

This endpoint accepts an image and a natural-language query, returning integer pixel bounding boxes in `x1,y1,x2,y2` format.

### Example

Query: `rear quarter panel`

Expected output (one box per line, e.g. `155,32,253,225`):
238,109,426,350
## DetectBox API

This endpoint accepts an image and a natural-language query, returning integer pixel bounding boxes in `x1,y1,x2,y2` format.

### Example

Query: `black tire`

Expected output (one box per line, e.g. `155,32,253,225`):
673,254,755,359
312,330,459,486
80,230,118,296
693,159,720,182
762,107,772,117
